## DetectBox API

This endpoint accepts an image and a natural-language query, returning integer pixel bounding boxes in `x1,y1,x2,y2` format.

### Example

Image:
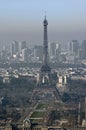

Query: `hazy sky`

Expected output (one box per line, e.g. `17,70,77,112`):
0,0,86,47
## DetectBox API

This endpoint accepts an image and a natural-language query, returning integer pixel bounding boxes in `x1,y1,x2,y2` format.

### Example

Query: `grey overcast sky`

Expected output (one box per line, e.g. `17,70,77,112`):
0,0,86,47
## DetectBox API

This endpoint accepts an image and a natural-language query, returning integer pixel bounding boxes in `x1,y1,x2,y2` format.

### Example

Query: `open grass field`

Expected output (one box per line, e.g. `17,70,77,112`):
36,102,49,109
30,111,45,118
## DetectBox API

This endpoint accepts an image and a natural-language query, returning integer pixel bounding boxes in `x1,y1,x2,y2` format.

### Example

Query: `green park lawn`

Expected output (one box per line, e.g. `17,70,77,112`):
30,111,44,118
36,103,48,109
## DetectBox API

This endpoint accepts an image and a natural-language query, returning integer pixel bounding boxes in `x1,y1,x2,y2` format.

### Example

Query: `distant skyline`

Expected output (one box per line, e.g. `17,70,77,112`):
0,0,86,47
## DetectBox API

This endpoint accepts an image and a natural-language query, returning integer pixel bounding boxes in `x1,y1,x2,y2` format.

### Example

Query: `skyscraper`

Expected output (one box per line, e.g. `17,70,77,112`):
68,40,79,58
80,40,86,59
34,45,43,61
55,43,61,61
50,43,61,61
50,42,56,59
11,40,19,57
19,41,27,53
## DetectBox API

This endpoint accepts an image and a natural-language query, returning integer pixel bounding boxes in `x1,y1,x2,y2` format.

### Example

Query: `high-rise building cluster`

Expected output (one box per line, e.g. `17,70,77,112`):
0,39,86,64
66,40,86,62
11,40,27,62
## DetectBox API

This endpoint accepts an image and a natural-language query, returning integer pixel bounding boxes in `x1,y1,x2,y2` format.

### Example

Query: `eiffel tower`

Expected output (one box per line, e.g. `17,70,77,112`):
38,16,52,86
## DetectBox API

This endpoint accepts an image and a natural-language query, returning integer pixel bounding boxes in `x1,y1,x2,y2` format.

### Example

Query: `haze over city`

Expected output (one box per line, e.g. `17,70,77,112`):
1,1,86,129
0,0,86,47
